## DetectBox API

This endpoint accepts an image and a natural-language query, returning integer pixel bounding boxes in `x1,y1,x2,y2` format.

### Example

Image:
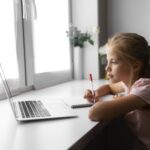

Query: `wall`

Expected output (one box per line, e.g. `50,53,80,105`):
107,0,150,44
71,0,150,79
71,0,99,79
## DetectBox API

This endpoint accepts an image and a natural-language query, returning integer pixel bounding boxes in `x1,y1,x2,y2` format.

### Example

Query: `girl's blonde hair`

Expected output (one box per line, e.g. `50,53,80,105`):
107,33,150,80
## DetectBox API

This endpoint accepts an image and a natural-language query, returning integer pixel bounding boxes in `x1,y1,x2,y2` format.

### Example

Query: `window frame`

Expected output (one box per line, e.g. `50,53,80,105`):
0,0,73,100
22,0,73,89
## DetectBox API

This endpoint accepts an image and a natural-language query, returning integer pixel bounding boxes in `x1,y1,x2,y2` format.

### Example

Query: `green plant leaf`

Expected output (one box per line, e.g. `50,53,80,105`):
88,39,94,45
68,28,94,48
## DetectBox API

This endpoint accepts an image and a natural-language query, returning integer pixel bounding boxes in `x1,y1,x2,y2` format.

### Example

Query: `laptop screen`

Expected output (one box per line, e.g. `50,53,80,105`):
0,64,17,116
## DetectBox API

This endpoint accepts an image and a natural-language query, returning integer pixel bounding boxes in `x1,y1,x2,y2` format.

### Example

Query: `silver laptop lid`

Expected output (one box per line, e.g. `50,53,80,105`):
0,64,17,117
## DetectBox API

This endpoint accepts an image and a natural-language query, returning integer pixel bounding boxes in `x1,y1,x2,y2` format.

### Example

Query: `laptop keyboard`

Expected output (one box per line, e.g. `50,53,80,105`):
18,101,51,118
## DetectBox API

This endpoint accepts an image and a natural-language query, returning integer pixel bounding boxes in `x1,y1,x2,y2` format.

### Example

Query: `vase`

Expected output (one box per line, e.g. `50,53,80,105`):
73,47,84,80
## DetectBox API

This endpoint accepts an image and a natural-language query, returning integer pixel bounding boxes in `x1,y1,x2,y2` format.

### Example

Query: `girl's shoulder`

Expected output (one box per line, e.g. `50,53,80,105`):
133,78,150,87
130,78,150,104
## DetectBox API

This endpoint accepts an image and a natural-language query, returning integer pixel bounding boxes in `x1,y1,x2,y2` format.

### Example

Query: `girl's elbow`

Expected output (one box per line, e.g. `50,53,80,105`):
88,109,102,121
88,111,112,122
88,106,113,122
88,111,96,121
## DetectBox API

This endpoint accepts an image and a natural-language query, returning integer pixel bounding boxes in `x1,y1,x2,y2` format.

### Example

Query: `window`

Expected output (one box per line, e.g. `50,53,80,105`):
32,0,72,88
0,0,72,99
34,1,71,73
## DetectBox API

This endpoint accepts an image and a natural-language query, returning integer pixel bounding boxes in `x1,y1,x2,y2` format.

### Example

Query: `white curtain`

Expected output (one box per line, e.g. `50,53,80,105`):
22,0,37,20
14,0,37,21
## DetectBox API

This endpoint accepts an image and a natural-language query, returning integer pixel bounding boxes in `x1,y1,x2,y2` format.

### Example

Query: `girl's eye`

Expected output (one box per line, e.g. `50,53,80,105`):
111,59,118,64
106,59,118,66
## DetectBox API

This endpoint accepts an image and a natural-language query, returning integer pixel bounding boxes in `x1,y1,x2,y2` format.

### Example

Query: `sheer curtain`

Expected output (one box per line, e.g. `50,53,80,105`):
0,0,25,99
0,0,18,79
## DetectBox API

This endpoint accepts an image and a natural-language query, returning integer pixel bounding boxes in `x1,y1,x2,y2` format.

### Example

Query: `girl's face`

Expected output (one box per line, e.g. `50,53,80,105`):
105,46,132,86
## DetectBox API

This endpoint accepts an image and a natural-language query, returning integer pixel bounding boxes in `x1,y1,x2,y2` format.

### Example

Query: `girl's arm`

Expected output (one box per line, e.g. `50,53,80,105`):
84,82,125,102
109,82,125,94
88,94,147,122
95,81,125,96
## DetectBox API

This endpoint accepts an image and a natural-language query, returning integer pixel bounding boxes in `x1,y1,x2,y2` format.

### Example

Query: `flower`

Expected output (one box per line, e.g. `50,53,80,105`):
66,26,94,48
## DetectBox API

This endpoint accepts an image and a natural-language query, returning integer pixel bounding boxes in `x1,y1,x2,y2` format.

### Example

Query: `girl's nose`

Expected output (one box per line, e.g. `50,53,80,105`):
105,64,111,72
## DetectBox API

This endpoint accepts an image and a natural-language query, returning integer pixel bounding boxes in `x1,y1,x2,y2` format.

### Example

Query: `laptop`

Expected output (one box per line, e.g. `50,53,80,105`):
0,64,77,122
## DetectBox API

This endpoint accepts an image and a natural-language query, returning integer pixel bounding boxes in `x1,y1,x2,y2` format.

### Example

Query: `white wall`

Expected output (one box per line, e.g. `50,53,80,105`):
71,0,150,80
107,0,150,44
71,0,99,79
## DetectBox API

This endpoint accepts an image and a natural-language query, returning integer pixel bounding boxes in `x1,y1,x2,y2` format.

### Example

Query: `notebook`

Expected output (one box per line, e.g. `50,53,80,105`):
0,64,77,122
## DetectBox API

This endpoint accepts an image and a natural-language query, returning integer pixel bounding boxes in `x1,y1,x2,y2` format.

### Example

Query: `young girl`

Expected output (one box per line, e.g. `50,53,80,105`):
84,33,150,150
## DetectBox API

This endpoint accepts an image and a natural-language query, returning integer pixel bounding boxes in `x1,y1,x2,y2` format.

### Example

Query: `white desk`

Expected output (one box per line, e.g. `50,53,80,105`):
0,80,108,150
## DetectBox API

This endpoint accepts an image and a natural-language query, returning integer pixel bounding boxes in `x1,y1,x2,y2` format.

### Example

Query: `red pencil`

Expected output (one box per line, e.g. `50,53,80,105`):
89,73,95,103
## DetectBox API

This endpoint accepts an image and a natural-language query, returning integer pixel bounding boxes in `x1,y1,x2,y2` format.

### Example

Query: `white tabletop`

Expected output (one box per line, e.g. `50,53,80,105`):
0,80,108,150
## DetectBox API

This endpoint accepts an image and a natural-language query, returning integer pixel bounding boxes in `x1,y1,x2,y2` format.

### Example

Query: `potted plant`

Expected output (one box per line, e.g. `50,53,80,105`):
66,26,94,48
66,25,95,79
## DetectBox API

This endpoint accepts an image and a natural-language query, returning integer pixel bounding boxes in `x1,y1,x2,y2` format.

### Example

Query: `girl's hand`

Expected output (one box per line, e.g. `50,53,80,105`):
84,89,99,103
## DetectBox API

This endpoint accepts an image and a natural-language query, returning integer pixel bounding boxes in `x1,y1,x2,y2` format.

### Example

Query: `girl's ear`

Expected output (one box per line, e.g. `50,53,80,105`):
132,61,142,73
